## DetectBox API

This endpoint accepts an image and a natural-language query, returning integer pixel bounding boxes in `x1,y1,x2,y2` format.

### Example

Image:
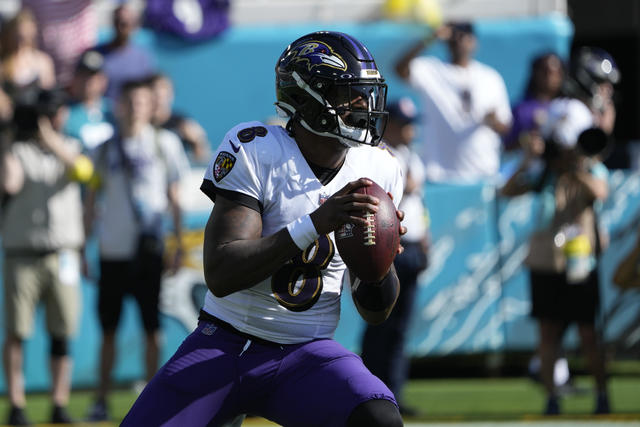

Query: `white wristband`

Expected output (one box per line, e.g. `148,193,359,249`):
286,214,319,250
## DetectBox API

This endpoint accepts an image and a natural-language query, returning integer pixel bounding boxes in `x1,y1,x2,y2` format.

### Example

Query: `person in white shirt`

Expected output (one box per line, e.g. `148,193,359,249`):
395,22,512,183
85,78,189,422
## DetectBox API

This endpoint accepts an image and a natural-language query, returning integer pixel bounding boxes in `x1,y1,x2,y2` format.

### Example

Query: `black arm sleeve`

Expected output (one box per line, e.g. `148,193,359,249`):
351,265,400,325
200,179,263,213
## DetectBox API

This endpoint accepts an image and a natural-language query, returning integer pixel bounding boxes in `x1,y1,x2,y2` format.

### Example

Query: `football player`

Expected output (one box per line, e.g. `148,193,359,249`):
122,31,405,427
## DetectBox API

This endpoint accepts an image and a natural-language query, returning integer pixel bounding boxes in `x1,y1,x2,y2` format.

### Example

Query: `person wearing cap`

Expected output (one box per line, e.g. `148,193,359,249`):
65,49,116,151
1,87,95,425
360,97,430,417
500,48,616,414
395,21,512,183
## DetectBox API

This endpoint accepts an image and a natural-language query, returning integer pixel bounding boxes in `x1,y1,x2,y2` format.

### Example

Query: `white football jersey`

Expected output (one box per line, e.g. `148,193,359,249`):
201,121,403,344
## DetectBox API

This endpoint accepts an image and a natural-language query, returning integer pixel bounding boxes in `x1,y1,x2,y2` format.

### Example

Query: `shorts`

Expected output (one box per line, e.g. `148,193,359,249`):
98,255,162,333
3,250,81,339
529,268,600,324
121,318,397,427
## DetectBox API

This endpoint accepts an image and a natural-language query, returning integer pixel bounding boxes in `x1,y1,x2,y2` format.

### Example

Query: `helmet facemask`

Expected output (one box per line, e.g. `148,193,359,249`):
324,78,388,147
277,71,387,147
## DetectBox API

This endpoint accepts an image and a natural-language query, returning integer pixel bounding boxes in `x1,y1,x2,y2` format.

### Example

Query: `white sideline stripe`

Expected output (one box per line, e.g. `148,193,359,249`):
406,423,640,427
239,420,640,427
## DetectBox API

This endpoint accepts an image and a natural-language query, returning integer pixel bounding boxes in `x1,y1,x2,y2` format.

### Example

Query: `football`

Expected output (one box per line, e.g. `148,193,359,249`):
335,179,400,282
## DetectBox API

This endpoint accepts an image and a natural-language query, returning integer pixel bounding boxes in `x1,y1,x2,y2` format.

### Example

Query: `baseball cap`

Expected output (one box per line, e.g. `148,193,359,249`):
76,50,105,74
541,98,593,148
386,97,417,125
449,21,474,35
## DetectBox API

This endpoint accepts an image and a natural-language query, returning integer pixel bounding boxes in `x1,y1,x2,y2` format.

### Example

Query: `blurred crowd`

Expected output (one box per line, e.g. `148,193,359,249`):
0,2,210,425
0,0,630,425
386,19,622,417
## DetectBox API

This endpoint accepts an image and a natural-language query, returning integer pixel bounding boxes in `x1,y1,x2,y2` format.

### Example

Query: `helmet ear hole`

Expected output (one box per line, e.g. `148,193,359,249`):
315,112,335,132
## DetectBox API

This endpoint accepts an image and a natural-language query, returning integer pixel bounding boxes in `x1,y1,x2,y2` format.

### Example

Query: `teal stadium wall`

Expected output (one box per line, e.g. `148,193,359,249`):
2,15,639,393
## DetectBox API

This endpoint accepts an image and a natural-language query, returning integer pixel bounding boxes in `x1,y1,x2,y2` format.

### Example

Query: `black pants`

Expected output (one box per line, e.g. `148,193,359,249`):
97,244,164,333
529,268,600,323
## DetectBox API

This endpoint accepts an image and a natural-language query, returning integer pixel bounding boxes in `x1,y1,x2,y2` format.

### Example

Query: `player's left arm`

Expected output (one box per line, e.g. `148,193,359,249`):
350,265,400,325
350,190,405,325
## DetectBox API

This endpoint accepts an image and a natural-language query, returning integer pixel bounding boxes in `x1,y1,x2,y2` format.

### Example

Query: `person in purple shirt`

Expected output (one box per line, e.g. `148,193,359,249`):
93,3,155,102
503,53,565,152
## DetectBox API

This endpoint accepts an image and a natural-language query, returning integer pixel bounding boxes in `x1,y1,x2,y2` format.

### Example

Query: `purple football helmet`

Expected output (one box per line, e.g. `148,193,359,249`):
275,31,388,147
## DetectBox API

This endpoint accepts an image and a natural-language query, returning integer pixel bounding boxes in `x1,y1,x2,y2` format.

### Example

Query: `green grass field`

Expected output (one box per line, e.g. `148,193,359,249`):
1,375,639,426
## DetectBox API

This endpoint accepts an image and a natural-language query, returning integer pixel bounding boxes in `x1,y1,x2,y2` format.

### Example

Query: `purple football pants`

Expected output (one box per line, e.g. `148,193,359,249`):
121,320,396,427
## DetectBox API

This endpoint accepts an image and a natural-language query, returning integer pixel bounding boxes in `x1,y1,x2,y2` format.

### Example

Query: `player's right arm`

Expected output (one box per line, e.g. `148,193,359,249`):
203,178,380,298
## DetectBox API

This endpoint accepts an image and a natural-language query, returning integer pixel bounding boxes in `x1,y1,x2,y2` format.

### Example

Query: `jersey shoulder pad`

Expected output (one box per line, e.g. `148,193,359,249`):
211,121,289,182
360,142,400,167
226,121,270,144
219,121,286,154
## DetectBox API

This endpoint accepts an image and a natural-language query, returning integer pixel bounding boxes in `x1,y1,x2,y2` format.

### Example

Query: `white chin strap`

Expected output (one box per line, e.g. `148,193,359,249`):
337,115,373,146
297,119,361,148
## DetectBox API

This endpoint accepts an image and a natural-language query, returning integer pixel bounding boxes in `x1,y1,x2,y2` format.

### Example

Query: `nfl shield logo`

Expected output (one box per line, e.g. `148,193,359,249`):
336,223,354,239
318,193,330,205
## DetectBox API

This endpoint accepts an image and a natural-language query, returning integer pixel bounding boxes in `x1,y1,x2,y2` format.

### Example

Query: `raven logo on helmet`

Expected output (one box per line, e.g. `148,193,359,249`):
288,41,347,72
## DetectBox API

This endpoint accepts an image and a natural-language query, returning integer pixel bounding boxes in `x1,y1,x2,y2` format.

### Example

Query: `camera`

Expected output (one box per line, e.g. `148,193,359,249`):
12,87,68,137
576,127,609,158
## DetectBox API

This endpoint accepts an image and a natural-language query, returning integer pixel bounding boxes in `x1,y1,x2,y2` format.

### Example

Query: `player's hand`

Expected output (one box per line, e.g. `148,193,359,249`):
309,178,379,235
387,191,406,255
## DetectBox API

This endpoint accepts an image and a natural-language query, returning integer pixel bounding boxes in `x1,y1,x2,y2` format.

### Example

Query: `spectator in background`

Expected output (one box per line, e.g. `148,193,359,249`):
147,73,210,164
500,47,619,415
503,52,565,152
395,22,512,183
360,97,430,417
65,49,115,151
566,47,619,137
503,53,572,394
93,3,156,102
0,8,56,93
22,0,97,88
1,87,94,426
85,78,189,422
